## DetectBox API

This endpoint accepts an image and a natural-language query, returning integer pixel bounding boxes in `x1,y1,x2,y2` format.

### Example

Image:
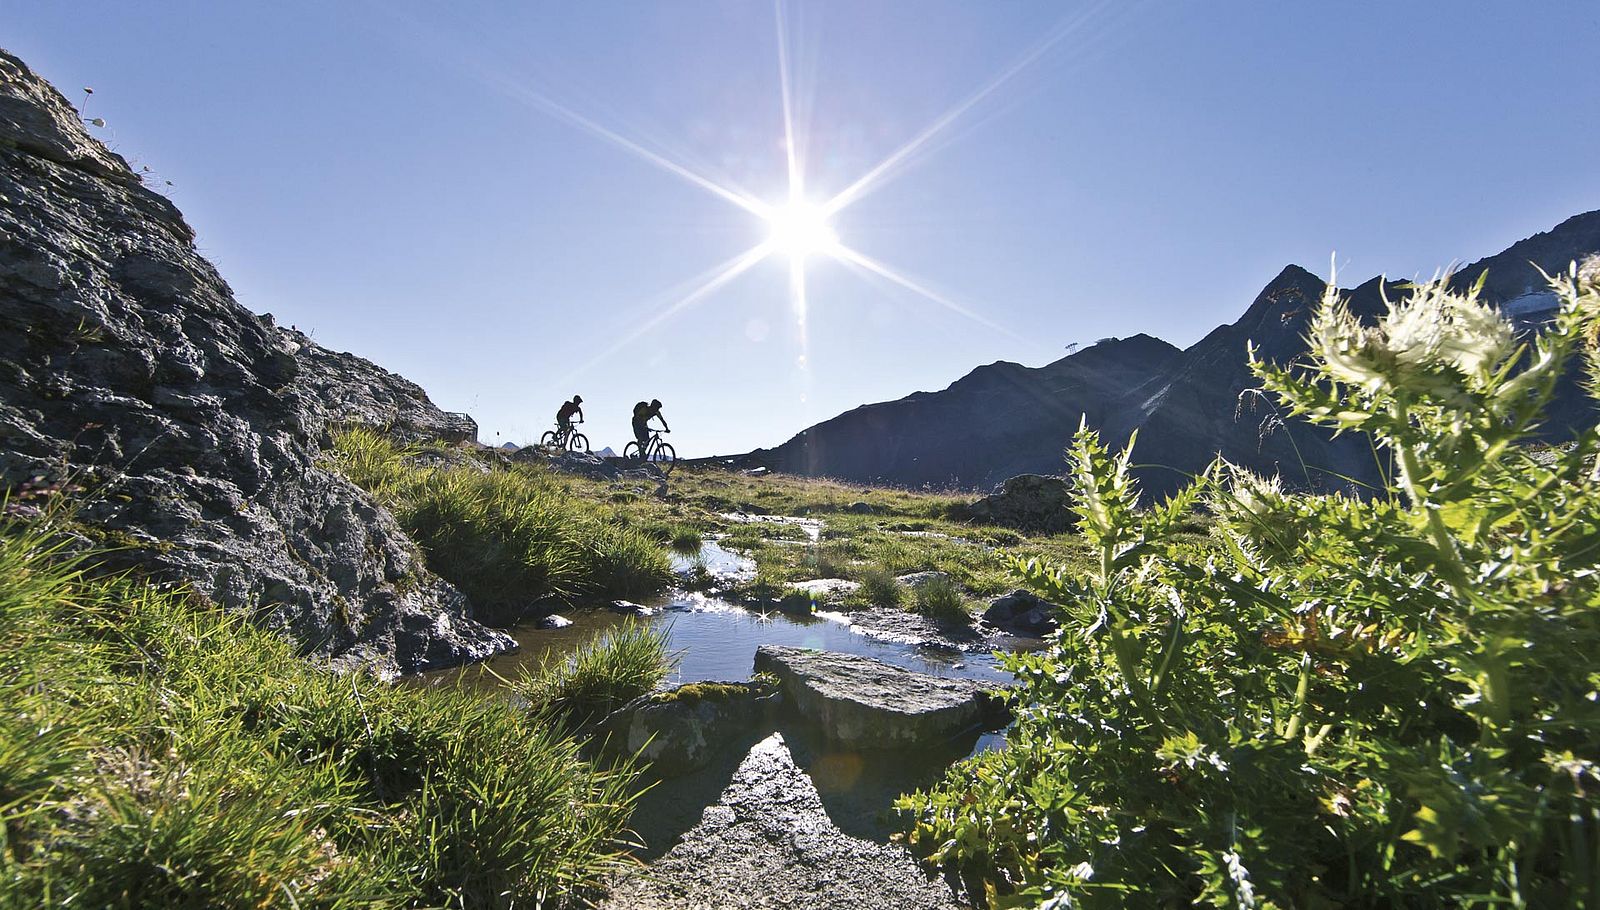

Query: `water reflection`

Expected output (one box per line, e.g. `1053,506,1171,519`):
440,593,1013,694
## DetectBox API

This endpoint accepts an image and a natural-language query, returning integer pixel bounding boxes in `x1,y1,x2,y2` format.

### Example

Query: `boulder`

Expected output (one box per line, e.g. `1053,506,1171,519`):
983,589,1061,637
753,646,1006,748
953,473,1076,533
535,614,573,630
600,732,963,910
845,500,877,514
597,678,780,777
0,49,509,676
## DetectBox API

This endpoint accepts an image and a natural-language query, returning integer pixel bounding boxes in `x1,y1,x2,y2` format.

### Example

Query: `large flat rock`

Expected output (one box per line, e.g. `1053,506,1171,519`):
753,646,1004,749
602,733,964,910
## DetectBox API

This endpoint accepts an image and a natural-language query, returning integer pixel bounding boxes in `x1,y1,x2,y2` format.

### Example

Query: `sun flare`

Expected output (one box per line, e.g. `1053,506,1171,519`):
764,200,840,260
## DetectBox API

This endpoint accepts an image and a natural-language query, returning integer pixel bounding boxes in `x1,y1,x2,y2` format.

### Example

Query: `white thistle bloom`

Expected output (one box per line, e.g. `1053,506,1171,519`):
1380,281,1514,383
1308,276,1515,396
1223,464,1282,520
1308,299,1391,393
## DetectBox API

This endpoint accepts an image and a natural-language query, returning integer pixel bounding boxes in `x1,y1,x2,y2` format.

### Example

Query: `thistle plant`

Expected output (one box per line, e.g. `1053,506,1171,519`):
897,266,1600,909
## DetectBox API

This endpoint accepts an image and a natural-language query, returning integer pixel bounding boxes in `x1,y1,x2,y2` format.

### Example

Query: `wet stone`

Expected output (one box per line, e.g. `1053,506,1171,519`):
597,678,781,777
753,646,1007,749
982,589,1060,637
600,732,964,910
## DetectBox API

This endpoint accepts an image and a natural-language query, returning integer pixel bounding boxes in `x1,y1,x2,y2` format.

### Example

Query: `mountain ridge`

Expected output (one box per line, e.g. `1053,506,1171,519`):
739,210,1600,494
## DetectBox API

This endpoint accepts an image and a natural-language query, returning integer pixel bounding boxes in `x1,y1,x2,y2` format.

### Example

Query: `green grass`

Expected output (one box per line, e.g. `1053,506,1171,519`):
329,428,673,613
909,574,969,622
489,449,1118,619
853,566,905,609
0,515,638,908
515,620,677,729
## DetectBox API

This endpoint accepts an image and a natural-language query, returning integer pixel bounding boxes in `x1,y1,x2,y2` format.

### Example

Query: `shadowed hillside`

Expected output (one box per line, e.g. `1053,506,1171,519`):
743,210,1600,496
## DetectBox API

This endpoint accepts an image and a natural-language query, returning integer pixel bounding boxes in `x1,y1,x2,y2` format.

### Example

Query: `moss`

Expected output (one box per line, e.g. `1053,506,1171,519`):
650,680,752,705
64,520,175,555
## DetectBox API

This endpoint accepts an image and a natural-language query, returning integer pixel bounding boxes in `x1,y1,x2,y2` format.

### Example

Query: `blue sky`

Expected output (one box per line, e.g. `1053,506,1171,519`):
7,1,1598,455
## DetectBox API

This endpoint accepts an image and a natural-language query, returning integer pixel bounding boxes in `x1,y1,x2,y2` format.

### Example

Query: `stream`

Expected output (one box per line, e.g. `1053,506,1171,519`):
429,536,1024,851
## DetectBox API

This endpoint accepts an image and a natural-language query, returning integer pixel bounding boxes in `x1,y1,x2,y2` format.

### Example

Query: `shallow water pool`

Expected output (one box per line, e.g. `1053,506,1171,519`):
440,592,1013,691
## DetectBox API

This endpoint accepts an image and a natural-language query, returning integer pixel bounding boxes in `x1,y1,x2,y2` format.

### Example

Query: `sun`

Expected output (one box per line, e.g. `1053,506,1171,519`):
764,200,840,260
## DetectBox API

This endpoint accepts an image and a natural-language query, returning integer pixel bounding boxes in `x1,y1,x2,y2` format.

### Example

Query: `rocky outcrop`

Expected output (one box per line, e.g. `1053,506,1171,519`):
952,473,1075,533
601,732,965,910
0,49,510,675
737,212,1600,497
753,646,1006,748
598,678,781,777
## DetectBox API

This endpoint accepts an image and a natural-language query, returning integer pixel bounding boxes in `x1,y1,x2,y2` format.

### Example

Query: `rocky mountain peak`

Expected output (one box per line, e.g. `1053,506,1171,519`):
746,212,1600,496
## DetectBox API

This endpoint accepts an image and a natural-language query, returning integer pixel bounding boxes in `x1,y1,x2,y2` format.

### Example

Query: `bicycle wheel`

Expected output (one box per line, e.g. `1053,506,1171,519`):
568,433,590,454
539,430,559,449
623,441,643,461
655,442,676,476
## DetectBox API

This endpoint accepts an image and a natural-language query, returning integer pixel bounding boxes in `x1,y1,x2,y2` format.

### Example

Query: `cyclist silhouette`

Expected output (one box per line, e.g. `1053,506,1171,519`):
556,395,584,433
631,399,668,456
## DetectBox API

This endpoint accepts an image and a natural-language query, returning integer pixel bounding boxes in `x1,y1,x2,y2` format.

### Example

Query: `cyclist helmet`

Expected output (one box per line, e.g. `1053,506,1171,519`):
573,395,583,404
650,399,662,408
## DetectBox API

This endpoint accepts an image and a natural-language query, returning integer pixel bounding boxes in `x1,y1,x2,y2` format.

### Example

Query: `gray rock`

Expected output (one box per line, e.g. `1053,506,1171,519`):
753,646,1006,748
0,49,509,677
827,607,989,653
983,589,1061,637
954,474,1076,533
609,600,658,617
894,570,950,590
597,678,780,777
600,732,963,910
536,614,573,630
845,500,877,514
513,446,665,483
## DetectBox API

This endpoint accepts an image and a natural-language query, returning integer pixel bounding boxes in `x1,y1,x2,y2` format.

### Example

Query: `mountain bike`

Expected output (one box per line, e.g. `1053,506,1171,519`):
539,421,589,454
623,429,675,476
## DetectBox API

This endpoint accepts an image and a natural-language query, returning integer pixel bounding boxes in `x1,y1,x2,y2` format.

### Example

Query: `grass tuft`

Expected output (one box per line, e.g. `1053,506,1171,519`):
0,514,639,908
910,575,969,622
329,428,673,613
855,566,905,609
516,620,677,729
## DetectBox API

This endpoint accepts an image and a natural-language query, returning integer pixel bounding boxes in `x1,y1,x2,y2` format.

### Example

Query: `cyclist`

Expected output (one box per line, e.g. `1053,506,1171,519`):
631,398,668,457
555,395,584,441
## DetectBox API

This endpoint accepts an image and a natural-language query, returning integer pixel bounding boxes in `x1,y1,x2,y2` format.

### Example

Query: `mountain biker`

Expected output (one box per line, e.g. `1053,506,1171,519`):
556,395,584,436
631,399,668,456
